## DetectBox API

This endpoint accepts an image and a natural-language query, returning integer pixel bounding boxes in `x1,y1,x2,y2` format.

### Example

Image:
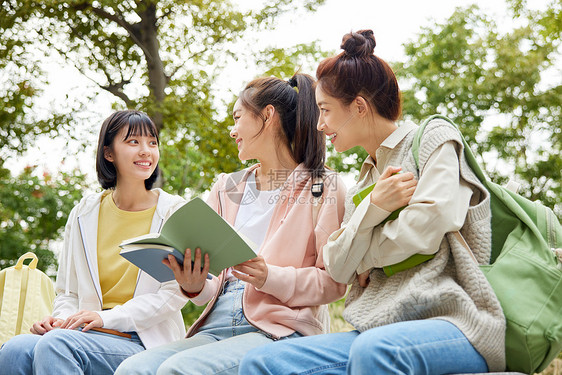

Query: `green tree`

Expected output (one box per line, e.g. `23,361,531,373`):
0,164,86,273
328,3,560,215
396,4,561,214
0,0,326,196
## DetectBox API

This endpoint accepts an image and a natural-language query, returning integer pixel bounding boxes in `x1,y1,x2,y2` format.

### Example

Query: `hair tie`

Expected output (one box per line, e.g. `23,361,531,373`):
287,78,299,94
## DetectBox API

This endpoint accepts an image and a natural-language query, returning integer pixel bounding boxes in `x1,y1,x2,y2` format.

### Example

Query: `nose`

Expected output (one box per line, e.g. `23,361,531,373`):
139,142,151,156
230,126,237,139
317,119,326,132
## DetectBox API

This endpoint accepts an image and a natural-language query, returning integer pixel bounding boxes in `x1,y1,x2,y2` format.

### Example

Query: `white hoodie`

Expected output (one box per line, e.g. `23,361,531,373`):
53,188,188,349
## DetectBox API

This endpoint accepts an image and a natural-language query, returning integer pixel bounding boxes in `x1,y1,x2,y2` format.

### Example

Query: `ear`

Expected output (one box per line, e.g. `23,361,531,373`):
354,96,370,118
263,104,276,125
104,146,114,162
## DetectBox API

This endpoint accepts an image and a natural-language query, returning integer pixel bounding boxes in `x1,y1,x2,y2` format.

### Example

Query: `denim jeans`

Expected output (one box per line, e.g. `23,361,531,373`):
0,327,144,375
116,279,301,375
240,319,489,375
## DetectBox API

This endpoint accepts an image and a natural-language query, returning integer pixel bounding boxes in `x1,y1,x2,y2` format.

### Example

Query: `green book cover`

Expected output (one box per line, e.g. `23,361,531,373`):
353,183,433,277
119,197,257,282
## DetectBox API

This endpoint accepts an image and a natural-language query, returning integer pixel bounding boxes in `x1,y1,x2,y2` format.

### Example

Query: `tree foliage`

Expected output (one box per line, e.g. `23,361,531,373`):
0,0,326,196
0,163,86,273
395,3,560,214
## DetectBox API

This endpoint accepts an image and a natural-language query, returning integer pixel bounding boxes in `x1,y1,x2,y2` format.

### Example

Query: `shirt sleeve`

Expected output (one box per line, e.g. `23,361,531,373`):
324,141,473,283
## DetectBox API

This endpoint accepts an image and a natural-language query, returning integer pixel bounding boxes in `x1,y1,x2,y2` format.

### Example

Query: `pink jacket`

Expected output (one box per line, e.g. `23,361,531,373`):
186,164,348,339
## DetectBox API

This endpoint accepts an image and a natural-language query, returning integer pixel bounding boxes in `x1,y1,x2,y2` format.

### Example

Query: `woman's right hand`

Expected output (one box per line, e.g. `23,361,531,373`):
30,316,63,335
370,166,417,213
163,248,210,295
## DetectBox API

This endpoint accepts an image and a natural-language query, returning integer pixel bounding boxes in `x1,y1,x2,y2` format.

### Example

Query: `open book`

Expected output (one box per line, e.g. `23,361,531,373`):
119,197,257,282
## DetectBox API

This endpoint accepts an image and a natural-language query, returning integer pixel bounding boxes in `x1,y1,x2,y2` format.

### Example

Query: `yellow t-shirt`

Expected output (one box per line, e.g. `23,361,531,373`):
97,192,156,309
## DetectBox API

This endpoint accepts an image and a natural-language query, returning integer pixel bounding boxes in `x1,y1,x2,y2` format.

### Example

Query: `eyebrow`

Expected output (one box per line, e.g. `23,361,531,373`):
232,109,241,116
317,101,329,106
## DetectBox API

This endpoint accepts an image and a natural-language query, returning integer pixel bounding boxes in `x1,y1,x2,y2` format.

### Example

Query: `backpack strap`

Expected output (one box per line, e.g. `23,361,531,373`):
412,114,487,183
311,175,325,229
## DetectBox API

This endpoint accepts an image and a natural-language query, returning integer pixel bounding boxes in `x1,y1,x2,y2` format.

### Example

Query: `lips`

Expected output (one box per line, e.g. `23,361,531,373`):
235,138,242,148
326,133,337,144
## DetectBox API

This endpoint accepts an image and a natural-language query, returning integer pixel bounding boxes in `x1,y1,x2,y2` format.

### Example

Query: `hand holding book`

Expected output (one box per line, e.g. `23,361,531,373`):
120,197,257,282
366,167,416,213
231,255,268,289
354,167,433,277
163,248,210,295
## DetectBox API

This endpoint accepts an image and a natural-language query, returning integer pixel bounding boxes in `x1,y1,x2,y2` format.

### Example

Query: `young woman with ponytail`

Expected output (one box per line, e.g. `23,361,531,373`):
239,30,505,375
116,73,348,375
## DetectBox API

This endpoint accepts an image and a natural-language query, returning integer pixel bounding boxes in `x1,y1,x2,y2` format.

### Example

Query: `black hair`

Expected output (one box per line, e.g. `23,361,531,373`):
96,110,160,190
239,73,325,178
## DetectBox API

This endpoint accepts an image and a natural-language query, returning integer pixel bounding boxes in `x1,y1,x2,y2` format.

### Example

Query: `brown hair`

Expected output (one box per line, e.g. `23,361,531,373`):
239,74,325,178
316,29,401,121
96,110,160,190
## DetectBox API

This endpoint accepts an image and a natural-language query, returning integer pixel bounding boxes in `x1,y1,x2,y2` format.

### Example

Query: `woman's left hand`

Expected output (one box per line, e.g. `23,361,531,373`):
232,256,268,289
60,310,103,332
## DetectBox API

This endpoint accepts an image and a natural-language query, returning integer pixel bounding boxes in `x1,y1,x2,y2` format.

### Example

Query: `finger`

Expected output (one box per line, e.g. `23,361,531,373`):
68,317,85,331
52,319,63,328
82,321,97,332
202,253,210,275
233,264,255,274
358,273,369,287
43,320,54,331
231,270,251,283
404,178,417,188
184,248,193,272
397,171,415,182
166,254,182,274
60,317,71,329
193,248,202,274
31,323,45,335
359,277,369,287
162,257,171,269
381,166,402,179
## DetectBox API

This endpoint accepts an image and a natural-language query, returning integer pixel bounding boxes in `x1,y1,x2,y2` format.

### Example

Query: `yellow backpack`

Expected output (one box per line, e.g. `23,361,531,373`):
0,252,56,345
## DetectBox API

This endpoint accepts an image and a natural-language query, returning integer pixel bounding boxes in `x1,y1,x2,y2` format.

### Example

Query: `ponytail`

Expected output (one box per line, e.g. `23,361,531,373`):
239,73,325,178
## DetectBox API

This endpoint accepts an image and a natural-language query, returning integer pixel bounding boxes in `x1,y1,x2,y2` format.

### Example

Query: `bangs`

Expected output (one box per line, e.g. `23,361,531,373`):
123,113,159,142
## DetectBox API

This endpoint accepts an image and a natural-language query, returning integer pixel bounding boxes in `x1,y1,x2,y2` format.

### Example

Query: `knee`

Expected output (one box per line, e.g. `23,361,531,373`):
0,334,40,373
239,345,277,374
349,329,397,363
155,359,182,375
34,329,72,354
0,334,37,362
115,355,140,375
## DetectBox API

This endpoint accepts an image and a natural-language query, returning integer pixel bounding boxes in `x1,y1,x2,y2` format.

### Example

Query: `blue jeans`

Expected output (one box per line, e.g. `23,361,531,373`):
0,328,144,375
240,319,489,375
116,279,301,375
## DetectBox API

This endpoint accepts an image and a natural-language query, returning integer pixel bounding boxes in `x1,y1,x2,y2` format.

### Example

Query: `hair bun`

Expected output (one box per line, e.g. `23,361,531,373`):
341,29,376,58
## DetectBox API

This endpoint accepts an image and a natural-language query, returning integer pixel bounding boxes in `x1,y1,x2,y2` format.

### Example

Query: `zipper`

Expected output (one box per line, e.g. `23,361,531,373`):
546,209,557,249
77,216,103,309
218,191,224,217
240,285,280,341
186,273,226,337
133,217,164,297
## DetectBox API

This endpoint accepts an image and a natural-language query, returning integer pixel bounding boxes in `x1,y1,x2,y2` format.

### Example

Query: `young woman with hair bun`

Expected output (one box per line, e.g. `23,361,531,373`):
239,30,506,375
116,73,347,375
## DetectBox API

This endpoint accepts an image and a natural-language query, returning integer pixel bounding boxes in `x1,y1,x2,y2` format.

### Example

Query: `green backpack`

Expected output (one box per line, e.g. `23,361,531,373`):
413,115,562,374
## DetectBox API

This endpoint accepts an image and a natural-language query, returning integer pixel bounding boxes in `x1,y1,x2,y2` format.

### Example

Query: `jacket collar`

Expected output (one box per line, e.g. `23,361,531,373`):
358,121,418,181
65,188,179,299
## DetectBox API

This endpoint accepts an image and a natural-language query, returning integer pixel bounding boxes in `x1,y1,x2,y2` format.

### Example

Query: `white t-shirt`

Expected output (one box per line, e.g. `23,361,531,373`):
227,172,280,280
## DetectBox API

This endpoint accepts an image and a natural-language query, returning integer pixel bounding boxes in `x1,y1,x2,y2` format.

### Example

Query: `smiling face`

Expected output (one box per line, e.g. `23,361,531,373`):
315,84,363,153
230,98,268,161
104,126,159,185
